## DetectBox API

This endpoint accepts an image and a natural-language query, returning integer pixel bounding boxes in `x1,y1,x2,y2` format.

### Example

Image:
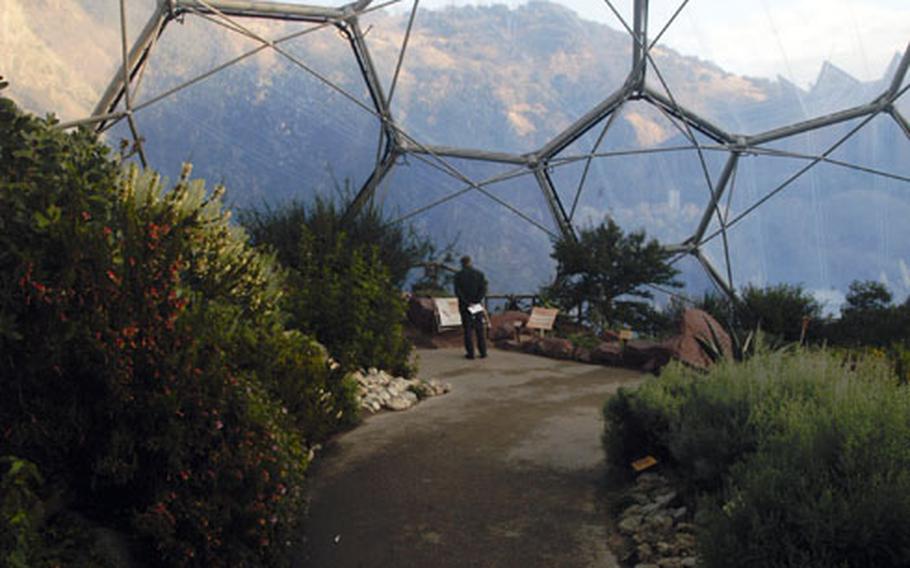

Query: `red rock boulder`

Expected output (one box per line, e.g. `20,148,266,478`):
407,296,437,334
624,340,674,372
489,310,530,341
591,342,623,366
665,308,732,370
537,337,574,359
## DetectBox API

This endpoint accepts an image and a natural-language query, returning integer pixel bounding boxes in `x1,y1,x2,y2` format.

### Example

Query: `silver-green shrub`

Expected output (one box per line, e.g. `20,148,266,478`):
604,349,910,567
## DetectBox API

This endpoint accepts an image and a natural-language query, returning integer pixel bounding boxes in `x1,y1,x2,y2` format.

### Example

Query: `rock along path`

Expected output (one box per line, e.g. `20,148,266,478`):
298,348,643,568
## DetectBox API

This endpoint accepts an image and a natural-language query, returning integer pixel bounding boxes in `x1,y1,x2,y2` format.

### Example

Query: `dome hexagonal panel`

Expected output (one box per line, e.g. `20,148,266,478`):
359,1,632,154
2,0,129,122
116,15,383,205
702,114,910,304
7,0,908,301
373,157,557,292
645,0,909,135
548,100,729,245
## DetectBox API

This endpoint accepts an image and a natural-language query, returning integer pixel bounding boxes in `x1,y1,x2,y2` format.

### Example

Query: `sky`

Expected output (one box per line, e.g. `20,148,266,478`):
386,0,910,88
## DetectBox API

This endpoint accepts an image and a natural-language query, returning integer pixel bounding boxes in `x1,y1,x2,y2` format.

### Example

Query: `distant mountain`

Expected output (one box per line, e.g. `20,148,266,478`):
6,0,910,304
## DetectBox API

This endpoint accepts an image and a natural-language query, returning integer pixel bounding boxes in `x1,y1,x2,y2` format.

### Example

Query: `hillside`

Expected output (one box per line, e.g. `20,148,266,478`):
5,0,909,302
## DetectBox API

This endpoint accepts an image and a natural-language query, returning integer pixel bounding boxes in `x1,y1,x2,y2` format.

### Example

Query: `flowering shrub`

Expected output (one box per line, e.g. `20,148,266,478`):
0,98,352,565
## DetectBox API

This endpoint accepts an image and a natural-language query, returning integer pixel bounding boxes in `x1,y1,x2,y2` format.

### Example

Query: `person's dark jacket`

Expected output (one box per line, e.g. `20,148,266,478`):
454,267,487,311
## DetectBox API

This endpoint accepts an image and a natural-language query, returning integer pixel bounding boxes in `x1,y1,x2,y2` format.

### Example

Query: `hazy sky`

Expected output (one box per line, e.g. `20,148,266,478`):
389,0,909,87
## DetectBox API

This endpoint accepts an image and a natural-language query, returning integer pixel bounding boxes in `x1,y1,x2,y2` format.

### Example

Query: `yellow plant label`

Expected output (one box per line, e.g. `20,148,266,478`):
632,455,658,472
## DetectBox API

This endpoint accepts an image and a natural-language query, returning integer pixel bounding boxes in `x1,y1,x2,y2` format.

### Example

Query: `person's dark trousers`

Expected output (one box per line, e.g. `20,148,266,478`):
461,310,487,358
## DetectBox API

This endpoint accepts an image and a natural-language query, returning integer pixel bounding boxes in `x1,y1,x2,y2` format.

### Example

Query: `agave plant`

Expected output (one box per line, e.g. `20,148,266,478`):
695,316,795,364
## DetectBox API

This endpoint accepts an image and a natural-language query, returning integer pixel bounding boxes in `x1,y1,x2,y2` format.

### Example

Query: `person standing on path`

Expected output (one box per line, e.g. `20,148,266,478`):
454,255,488,359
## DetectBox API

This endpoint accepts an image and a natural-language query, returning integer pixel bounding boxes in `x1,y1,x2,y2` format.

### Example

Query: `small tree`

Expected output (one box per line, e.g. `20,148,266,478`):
832,280,903,346
739,283,821,342
544,219,681,331
844,280,892,314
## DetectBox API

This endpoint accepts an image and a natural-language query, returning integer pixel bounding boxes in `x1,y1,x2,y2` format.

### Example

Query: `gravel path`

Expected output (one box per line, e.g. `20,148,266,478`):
298,348,643,568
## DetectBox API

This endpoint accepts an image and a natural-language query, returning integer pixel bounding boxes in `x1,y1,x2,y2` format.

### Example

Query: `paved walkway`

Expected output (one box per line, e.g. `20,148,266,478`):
298,348,643,568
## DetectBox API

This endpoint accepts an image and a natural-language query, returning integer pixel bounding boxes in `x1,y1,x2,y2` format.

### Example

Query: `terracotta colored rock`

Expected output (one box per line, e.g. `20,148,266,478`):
591,342,623,365
408,296,437,334
601,329,622,343
489,324,516,341
574,346,593,364
494,338,522,351
665,308,732,370
537,337,574,359
521,337,542,355
624,340,673,371
489,311,530,341
490,310,530,329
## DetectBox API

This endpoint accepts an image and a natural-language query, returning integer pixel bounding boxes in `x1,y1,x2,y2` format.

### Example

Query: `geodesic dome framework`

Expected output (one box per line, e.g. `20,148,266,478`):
61,0,910,301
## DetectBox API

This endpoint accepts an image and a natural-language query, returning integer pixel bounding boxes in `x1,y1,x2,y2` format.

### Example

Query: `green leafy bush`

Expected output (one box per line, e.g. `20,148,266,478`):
242,199,416,377
1,457,44,568
738,283,820,342
292,231,413,377
241,197,431,289
604,349,910,567
0,98,352,566
820,280,910,347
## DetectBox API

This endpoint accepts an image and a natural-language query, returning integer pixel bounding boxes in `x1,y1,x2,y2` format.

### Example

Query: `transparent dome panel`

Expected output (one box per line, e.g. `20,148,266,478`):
373,156,519,219
700,153,841,294
665,252,720,306
3,0,127,122
122,38,382,207
133,13,287,107
278,20,378,110
645,0,908,135
703,134,910,306
359,0,632,154
895,61,910,120
734,114,910,298
550,101,729,245
237,0,355,7
374,157,556,293
134,13,376,111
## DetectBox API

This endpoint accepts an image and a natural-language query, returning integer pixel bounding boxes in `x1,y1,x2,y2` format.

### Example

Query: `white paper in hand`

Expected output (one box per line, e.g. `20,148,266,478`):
467,303,484,315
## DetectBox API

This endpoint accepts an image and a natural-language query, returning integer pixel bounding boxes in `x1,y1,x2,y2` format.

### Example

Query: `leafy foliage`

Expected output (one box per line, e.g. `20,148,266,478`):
241,197,432,288
242,198,418,377
692,284,820,344
0,98,353,566
604,349,910,567
410,250,458,297
1,457,44,568
822,279,910,347
544,219,680,331
845,280,892,313
738,283,820,342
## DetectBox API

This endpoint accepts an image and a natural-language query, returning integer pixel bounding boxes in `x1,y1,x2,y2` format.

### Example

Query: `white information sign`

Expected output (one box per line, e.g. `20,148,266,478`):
434,298,462,328
526,307,558,331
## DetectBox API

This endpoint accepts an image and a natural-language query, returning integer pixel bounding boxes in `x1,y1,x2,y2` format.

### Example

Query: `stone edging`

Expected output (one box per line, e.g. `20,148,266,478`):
615,472,697,568
352,368,451,413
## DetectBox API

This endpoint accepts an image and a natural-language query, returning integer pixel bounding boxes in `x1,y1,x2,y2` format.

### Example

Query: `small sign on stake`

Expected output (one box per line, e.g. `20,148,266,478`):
526,307,558,335
631,455,658,472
